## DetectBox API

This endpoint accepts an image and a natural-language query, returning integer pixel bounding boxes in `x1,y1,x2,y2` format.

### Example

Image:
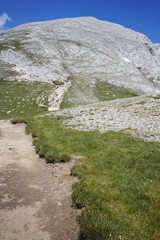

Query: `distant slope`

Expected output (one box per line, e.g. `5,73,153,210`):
0,17,160,109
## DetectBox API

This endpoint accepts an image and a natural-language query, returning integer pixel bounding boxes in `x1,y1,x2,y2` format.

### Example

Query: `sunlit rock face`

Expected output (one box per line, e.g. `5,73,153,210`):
0,17,160,107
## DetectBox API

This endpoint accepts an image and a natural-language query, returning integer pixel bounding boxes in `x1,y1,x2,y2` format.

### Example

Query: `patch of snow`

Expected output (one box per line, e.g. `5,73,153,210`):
122,56,131,63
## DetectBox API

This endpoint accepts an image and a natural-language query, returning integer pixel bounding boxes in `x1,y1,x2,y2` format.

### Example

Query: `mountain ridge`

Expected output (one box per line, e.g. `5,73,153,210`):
0,17,160,109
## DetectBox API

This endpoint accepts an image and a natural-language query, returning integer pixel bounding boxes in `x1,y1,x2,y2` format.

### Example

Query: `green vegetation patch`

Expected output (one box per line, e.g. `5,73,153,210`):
0,43,9,52
0,40,23,52
0,78,54,119
95,80,138,102
26,116,160,240
154,95,160,100
60,78,138,109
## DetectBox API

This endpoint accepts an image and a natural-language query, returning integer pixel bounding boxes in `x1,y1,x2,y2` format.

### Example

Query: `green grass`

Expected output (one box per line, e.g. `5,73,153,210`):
0,43,9,52
60,79,138,109
0,40,23,52
25,116,160,240
0,78,54,119
94,80,138,102
1,72,159,239
154,95,160,100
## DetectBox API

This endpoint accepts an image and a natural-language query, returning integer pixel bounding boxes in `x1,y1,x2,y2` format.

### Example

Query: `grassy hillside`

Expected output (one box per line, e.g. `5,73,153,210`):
1,77,159,239
0,78,54,119
60,79,138,109
25,116,160,240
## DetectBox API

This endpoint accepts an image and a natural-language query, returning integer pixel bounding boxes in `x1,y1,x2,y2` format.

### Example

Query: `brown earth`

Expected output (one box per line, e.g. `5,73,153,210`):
0,120,80,240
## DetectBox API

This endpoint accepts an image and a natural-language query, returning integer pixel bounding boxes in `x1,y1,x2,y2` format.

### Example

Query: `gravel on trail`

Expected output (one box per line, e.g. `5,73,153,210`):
0,121,80,240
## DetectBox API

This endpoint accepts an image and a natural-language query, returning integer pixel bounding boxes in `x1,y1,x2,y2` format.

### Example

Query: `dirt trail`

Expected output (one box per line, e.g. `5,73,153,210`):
0,120,80,240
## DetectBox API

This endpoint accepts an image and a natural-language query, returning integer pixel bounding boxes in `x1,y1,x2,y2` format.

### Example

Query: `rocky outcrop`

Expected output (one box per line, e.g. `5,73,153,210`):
0,17,160,108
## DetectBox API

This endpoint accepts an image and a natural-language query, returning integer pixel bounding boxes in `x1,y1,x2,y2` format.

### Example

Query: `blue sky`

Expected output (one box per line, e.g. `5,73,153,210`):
0,0,160,43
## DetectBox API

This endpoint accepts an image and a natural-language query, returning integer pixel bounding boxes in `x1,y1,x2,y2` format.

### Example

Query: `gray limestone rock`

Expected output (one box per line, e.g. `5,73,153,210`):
0,17,160,108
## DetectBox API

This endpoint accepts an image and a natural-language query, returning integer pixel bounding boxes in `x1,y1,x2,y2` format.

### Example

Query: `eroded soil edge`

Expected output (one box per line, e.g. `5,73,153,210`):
0,121,80,240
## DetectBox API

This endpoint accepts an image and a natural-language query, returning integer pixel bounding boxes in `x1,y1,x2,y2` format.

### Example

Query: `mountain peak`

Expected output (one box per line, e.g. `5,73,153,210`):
0,17,160,109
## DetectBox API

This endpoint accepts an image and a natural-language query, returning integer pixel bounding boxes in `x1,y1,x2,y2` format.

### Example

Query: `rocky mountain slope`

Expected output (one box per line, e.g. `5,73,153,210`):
0,17,160,109
53,96,160,142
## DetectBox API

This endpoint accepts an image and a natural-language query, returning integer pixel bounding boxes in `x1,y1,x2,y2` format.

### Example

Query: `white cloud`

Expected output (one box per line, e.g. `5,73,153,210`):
0,13,11,29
